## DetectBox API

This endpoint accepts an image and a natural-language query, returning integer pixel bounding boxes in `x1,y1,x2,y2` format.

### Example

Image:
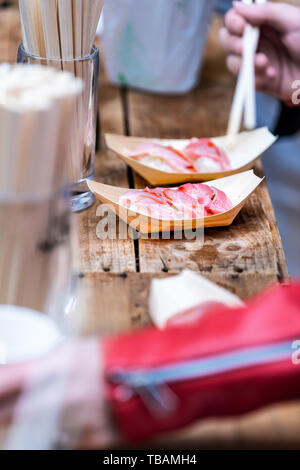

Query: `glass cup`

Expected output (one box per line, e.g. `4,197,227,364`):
0,187,77,363
17,44,100,212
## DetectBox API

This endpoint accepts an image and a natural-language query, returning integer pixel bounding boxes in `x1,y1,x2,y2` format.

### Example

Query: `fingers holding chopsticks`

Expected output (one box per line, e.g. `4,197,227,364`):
219,27,243,56
221,0,300,134
226,52,269,76
220,7,271,79
225,0,271,134
224,7,247,36
232,1,299,33
220,4,270,68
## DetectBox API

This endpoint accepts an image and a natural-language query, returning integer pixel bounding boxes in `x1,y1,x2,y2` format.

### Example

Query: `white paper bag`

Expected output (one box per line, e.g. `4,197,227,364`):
100,0,216,93
149,270,244,329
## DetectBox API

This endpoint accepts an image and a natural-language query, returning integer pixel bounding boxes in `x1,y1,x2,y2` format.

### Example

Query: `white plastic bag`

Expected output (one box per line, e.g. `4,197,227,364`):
100,0,216,94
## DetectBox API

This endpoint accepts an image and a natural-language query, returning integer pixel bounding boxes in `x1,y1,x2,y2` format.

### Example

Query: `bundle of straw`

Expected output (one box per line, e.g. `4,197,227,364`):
0,63,82,196
19,0,104,60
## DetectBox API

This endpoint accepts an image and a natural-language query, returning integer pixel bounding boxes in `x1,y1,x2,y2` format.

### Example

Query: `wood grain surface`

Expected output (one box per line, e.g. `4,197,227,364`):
1,5,299,450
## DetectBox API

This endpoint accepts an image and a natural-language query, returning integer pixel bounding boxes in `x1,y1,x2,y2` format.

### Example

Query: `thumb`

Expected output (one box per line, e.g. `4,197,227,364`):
233,2,299,33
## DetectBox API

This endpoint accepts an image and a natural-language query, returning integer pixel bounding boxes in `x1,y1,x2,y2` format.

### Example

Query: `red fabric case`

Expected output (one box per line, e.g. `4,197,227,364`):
103,283,300,442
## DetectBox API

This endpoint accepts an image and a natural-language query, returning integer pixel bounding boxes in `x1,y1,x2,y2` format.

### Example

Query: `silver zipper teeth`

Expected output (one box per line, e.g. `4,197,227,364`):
108,340,295,387
108,340,295,417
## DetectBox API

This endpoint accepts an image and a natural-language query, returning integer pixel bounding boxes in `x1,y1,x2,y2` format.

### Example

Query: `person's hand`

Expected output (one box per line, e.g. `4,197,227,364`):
219,1,300,101
0,339,119,449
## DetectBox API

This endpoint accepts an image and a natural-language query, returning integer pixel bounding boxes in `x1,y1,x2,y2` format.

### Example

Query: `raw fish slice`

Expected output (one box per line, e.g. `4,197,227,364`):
207,186,233,215
145,186,169,199
119,189,178,219
162,188,203,219
183,138,231,171
141,200,178,219
120,189,163,206
178,183,214,206
146,187,203,219
146,186,203,219
178,182,232,215
119,182,232,221
130,143,196,173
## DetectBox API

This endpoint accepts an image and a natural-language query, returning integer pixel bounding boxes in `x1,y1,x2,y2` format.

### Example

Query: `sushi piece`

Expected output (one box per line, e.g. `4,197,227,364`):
120,187,203,220
206,186,233,215
178,183,232,215
129,143,197,173
119,183,232,220
178,183,214,208
119,189,177,219
159,188,203,219
128,139,231,174
183,138,231,172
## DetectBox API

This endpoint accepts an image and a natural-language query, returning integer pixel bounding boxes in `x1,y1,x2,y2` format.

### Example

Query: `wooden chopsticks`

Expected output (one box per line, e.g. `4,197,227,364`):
19,0,104,60
41,0,61,60
0,64,82,196
18,1,104,182
227,0,267,135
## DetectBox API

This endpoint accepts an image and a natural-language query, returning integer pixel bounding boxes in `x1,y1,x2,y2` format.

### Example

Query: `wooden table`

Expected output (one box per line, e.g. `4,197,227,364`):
1,5,300,450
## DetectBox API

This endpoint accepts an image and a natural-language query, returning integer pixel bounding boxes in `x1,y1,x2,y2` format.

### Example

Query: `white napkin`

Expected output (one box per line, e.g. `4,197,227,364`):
149,269,244,329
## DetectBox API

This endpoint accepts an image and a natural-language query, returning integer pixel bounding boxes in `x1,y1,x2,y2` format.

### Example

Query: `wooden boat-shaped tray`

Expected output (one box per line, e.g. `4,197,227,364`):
88,170,263,234
105,127,276,186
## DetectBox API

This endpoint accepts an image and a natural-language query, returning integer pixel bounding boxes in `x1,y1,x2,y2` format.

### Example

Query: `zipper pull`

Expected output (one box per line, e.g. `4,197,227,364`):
107,369,179,418
135,383,179,418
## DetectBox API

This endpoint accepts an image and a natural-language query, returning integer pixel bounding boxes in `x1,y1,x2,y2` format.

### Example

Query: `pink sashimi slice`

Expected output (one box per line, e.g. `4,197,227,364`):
178,183,232,215
119,182,232,221
145,186,168,199
146,187,203,219
120,189,162,206
183,138,231,171
178,183,214,207
130,143,196,173
119,190,177,219
207,186,233,215
162,188,203,219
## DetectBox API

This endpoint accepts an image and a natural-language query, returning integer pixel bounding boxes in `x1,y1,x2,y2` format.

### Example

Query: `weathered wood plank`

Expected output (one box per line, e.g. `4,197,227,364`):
76,71,136,273
127,17,288,298
74,272,162,336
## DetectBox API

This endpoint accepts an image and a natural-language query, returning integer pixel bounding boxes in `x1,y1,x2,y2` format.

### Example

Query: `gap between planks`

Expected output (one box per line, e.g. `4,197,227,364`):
121,84,141,273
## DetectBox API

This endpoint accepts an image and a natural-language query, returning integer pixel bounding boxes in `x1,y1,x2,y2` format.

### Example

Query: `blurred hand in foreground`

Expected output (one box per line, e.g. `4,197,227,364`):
219,1,300,101
0,339,118,449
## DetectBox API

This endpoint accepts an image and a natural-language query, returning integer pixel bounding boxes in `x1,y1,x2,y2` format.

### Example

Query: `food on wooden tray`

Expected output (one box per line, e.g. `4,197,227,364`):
119,183,233,220
129,139,231,174
129,143,196,173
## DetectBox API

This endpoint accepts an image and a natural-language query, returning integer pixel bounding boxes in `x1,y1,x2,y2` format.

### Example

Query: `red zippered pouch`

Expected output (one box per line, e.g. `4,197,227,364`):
103,283,300,443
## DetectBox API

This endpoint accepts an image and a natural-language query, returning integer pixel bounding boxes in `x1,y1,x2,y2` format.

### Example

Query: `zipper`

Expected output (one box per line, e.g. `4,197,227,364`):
107,339,296,418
